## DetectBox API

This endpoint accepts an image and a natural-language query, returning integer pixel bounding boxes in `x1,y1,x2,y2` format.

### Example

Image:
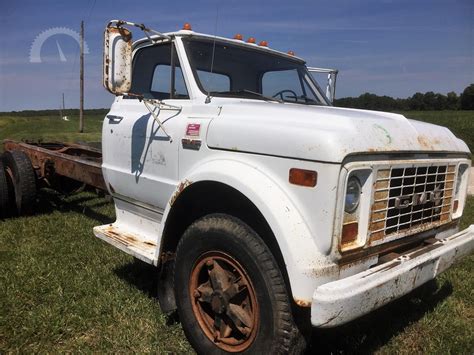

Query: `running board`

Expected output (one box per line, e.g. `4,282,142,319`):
93,224,157,264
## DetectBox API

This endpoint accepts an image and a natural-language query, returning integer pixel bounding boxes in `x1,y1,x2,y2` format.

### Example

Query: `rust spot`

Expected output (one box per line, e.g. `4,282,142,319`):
417,135,440,150
294,299,311,307
103,225,156,248
169,179,192,206
3,140,106,190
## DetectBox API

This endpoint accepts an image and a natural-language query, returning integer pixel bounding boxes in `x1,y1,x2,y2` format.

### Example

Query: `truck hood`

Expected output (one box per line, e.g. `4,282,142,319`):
206,101,470,163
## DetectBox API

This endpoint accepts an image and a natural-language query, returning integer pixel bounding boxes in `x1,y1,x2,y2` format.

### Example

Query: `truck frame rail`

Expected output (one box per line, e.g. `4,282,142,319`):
3,139,106,191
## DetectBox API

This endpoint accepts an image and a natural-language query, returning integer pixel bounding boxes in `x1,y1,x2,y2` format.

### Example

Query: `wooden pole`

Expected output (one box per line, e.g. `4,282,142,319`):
79,20,84,133
59,98,62,120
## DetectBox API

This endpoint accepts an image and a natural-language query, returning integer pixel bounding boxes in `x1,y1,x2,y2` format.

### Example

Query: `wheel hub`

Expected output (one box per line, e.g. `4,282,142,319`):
189,252,259,352
211,291,227,314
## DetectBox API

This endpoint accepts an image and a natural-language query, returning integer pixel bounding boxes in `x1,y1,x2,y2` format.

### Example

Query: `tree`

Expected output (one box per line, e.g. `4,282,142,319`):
446,91,459,110
460,84,474,110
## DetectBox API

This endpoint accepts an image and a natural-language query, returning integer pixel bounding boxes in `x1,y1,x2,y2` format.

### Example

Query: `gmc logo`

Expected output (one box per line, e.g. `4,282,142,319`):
394,184,443,209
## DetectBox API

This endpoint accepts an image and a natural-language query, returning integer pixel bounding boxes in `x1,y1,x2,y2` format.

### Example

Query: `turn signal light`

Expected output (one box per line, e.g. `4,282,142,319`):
247,37,256,44
287,50,295,56
289,168,317,187
341,222,358,246
258,40,268,47
183,23,192,30
233,34,243,40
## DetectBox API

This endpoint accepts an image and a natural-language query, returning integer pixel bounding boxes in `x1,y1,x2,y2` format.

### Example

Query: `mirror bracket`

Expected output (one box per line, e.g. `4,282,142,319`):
307,67,339,104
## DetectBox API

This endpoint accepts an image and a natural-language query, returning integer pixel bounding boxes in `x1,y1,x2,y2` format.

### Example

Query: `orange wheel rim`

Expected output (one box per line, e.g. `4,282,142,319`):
189,251,259,352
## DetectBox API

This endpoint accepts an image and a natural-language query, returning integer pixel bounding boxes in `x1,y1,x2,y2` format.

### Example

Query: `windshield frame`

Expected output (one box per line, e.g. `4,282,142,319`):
181,36,331,106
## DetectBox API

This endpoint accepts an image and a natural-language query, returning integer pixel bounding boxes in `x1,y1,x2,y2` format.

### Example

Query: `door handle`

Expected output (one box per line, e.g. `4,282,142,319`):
107,114,123,123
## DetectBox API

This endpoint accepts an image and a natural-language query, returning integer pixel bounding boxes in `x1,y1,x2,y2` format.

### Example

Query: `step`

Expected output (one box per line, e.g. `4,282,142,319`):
93,223,157,264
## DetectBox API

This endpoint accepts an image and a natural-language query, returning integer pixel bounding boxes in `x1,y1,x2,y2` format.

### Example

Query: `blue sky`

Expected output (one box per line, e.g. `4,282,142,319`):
0,0,472,111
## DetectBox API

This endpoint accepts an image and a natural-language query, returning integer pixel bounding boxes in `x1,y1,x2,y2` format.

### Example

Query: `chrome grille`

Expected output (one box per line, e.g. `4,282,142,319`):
369,163,455,242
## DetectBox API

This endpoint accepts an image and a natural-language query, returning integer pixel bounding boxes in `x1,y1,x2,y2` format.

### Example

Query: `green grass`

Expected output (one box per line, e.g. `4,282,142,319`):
0,190,192,353
0,192,472,353
0,110,473,353
0,114,103,148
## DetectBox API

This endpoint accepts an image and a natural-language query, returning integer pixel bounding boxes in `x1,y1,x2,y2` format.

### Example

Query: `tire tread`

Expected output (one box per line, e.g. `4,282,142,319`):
174,213,306,354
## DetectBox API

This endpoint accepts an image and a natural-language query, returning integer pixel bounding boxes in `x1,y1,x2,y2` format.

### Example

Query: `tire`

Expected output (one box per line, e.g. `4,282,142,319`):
0,157,10,218
2,150,37,216
174,214,305,354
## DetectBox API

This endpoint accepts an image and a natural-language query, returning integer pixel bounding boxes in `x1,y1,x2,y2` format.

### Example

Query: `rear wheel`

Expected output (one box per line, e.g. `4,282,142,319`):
2,150,37,216
0,157,10,218
174,214,305,354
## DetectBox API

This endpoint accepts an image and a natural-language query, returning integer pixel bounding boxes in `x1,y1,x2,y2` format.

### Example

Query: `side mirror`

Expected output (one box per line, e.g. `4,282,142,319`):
103,25,133,95
308,67,338,104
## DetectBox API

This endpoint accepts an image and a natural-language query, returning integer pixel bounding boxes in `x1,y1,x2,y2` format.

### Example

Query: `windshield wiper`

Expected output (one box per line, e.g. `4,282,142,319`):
212,89,283,103
299,95,322,105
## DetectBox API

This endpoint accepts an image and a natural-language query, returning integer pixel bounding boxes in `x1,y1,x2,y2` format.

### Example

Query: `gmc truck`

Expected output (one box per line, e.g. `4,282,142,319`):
3,19,472,354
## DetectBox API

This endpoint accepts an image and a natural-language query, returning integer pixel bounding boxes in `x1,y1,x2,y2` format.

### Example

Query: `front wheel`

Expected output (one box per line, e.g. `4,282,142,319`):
174,214,305,354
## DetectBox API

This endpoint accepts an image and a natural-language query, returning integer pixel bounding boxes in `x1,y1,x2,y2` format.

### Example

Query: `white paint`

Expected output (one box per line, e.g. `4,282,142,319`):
311,225,474,327
96,22,474,328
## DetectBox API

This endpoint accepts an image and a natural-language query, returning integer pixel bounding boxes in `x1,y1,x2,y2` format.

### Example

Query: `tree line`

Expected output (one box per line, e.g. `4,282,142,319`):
335,83,474,111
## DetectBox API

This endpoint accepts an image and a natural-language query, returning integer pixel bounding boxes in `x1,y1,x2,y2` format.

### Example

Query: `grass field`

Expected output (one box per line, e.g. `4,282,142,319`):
0,110,473,353
0,114,104,149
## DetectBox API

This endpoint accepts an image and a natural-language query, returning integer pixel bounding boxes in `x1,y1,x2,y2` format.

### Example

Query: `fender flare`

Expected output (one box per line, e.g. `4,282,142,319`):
157,158,333,303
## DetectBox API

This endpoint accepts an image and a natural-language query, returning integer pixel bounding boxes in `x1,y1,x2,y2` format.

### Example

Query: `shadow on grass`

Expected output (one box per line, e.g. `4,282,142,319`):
30,188,114,224
114,259,158,299
114,259,183,326
306,279,452,354
114,257,453,353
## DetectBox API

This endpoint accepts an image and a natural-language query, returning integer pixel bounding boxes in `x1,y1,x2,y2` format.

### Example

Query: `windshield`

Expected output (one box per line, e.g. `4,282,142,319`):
182,37,330,105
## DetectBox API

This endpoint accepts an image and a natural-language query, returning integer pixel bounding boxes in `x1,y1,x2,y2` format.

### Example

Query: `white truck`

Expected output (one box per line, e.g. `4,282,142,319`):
96,20,473,353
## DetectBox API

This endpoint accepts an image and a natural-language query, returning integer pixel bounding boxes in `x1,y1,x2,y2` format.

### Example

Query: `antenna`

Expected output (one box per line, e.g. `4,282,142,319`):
205,5,220,104
79,20,84,133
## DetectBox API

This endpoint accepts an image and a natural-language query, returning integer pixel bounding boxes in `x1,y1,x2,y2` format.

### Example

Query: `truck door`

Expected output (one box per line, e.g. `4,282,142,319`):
102,42,189,212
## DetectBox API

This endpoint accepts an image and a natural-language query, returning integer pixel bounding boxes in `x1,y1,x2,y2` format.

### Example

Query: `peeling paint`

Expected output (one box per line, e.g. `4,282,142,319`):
169,179,192,206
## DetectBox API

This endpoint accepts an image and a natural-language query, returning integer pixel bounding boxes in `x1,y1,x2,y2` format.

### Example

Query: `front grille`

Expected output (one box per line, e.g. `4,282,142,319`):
369,163,455,243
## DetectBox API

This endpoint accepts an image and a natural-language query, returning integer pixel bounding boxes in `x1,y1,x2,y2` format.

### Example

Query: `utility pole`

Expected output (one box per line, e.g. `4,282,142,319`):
59,97,63,120
79,20,84,133
62,93,65,113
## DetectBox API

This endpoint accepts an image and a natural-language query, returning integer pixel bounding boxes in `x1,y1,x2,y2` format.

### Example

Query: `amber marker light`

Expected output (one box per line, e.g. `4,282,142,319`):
247,37,256,44
233,34,243,40
289,168,317,187
341,222,358,246
287,50,295,56
182,23,192,30
258,40,268,47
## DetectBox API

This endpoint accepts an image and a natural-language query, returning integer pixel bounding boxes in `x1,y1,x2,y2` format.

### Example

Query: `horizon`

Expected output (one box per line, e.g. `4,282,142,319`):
1,0,473,111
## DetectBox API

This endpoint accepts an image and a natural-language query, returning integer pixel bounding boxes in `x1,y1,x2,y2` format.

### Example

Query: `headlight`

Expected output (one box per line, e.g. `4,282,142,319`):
345,176,362,213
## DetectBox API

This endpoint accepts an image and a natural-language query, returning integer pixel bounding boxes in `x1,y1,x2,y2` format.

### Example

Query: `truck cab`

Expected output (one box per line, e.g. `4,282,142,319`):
96,20,474,354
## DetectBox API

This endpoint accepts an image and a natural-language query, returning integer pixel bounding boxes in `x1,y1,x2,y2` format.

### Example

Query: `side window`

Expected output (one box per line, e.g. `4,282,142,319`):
261,69,304,98
131,43,189,100
196,70,230,92
151,65,188,99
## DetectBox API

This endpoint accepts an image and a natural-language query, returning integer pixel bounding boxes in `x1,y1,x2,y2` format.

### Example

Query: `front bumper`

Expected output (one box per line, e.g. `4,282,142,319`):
311,225,474,327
